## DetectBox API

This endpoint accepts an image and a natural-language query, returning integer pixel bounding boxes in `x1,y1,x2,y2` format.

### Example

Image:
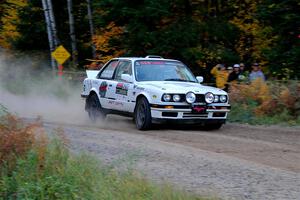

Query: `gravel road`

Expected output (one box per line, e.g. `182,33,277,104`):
43,116,300,200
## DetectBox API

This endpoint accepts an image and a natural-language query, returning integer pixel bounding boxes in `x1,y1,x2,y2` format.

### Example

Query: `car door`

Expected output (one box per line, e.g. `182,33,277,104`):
96,59,119,109
112,60,135,112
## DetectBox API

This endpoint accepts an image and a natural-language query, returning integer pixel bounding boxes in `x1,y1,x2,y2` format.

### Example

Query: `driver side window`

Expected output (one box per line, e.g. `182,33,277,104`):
114,61,132,81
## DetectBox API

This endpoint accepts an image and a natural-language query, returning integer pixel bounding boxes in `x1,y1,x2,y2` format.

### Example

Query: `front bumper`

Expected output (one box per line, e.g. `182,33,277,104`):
150,104,230,124
152,118,226,125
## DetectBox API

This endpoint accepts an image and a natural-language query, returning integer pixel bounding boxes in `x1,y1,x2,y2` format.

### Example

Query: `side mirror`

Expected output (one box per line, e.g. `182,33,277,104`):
121,74,133,83
196,76,203,83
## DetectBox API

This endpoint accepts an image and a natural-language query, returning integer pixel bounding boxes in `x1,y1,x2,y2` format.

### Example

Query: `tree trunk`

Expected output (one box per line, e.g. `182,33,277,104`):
41,0,56,71
67,0,78,66
46,0,59,47
184,0,192,16
86,0,96,58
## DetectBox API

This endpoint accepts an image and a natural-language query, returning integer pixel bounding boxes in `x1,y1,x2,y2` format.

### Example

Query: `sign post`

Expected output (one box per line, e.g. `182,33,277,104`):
51,45,71,79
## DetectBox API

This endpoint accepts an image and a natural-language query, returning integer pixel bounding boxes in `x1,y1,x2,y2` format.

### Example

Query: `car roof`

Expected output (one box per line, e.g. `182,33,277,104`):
115,56,180,63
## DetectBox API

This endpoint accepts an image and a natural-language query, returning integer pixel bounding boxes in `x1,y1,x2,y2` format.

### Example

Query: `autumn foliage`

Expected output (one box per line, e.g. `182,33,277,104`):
0,0,27,48
229,80,300,123
93,22,125,64
0,114,47,172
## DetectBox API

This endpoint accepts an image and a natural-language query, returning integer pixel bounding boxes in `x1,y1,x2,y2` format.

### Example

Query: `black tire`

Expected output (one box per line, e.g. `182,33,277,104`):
202,123,223,130
134,97,152,130
86,93,106,122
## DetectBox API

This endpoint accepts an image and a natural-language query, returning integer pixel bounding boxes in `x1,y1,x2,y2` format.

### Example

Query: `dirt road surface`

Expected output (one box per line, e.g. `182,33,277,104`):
42,116,300,200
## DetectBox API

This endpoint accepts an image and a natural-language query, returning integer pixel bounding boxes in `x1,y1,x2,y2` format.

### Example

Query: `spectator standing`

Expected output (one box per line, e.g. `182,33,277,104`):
210,64,229,90
227,64,240,83
249,63,265,82
238,63,249,82
227,66,233,74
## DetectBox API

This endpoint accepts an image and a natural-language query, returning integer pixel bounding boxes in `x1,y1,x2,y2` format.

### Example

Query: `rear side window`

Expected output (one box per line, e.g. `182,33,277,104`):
98,60,118,79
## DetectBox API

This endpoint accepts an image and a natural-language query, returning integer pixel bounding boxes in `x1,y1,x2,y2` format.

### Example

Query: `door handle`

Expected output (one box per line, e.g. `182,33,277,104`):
108,84,112,87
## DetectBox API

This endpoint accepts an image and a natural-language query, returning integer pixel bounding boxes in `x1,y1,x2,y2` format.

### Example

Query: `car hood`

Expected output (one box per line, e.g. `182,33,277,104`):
138,81,227,95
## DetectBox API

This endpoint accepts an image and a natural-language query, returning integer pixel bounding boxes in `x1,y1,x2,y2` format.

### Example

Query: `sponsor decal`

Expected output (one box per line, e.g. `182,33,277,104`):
108,100,124,106
92,80,98,84
116,82,129,95
145,84,162,89
86,80,92,89
136,87,144,90
99,81,108,97
134,85,144,90
139,61,165,65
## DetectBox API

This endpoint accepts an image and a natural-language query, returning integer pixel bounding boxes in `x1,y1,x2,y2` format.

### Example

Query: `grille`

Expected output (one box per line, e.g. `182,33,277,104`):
196,94,205,103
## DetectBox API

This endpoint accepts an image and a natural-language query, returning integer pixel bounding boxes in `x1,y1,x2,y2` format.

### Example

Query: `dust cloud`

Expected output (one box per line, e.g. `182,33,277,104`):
0,51,91,125
0,51,136,130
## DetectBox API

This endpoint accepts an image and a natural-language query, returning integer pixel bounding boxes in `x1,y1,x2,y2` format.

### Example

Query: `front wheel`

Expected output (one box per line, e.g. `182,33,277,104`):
134,97,152,130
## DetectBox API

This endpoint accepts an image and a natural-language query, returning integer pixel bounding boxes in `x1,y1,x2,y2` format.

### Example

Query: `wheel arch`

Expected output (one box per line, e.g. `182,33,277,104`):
85,89,100,110
134,94,150,111
88,89,98,97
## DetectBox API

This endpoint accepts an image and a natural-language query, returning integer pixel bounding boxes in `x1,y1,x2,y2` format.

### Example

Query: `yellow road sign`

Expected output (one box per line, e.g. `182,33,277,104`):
51,45,71,65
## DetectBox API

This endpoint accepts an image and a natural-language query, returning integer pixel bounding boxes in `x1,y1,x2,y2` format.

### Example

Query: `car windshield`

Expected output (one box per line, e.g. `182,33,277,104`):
134,60,197,82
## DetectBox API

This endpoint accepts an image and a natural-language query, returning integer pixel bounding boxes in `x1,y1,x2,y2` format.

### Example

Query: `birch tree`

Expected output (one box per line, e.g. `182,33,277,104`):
87,0,96,58
46,0,59,47
41,0,56,71
67,0,78,66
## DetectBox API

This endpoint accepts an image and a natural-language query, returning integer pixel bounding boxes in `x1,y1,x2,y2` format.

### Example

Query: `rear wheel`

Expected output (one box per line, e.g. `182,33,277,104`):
86,94,106,122
134,97,152,130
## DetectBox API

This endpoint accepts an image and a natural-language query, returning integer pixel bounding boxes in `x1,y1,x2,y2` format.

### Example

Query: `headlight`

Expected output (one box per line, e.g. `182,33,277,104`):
220,95,227,103
214,95,219,102
163,94,171,102
186,92,196,104
205,92,214,103
173,94,181,102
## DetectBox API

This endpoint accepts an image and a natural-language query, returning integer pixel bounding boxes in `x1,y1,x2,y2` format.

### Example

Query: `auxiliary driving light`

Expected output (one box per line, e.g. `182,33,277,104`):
205,92,214,103
186,92,196,104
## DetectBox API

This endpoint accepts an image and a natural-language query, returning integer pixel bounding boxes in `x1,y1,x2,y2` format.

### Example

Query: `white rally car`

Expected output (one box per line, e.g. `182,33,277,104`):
81,56,230,130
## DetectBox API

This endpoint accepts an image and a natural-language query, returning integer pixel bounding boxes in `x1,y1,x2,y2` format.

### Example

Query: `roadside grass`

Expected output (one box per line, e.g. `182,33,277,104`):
228,102,300,125
0,109,208,200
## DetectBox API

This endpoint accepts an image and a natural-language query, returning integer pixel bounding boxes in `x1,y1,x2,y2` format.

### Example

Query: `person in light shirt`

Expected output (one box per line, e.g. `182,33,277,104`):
249,63,265,82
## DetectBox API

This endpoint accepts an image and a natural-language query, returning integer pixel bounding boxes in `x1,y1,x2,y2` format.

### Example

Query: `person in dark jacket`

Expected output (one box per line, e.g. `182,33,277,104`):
227,64,240,83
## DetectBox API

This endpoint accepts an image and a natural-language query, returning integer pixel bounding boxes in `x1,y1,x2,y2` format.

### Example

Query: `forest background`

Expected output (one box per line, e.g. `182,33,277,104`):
0,0,299,80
